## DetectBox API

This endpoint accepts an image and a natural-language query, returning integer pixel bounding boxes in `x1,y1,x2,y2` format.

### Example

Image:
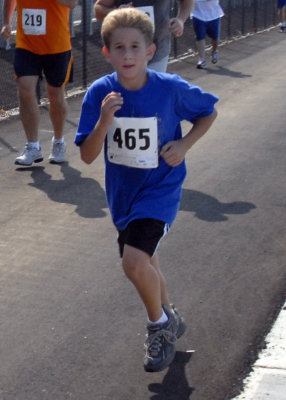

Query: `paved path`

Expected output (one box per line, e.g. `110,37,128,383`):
0,27,285,400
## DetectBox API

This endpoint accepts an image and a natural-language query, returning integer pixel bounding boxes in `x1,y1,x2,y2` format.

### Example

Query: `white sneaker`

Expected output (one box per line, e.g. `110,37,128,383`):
48,141,66,164
197,59,207,69
15,144,44,166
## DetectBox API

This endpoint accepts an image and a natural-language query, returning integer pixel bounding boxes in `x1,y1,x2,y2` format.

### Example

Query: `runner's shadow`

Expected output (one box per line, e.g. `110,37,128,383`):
18,163,107,218
180,189,256,221
206,65,252,78
148,351,194,399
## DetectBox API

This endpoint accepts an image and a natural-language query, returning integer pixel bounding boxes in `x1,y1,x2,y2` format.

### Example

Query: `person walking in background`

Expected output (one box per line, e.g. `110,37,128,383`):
277,0,286,32
1,0,78,166
191,0,224,69
75,8,218,372
94,0,194,72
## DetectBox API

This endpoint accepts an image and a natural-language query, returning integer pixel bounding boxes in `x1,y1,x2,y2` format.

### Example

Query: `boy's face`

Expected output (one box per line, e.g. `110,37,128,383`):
103,27,156,90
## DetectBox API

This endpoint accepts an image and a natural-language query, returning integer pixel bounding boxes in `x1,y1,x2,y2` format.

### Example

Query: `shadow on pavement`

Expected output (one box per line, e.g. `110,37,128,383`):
180,189,256,221
148,351,194,399
16,163,107,218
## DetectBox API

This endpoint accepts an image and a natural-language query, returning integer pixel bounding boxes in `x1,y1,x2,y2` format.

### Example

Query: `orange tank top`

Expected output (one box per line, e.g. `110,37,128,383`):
16,0,72,55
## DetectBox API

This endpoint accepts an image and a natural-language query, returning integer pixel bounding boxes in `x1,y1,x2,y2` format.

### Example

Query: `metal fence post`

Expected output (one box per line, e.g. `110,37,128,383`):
82,0,87,89
227,0,232,39
69,8,75,38
253,0,257,32
0,0,11,49
86,0,94,36
241,0,245,35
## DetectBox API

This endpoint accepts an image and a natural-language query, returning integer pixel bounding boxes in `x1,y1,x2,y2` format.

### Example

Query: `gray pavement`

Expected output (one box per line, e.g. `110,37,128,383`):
0,26,286,400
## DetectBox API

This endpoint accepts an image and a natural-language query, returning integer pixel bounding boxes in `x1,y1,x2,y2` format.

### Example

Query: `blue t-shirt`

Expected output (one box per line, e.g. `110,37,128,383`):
75,69,218,231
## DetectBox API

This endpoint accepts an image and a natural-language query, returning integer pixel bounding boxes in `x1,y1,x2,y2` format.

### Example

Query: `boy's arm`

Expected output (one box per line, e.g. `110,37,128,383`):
160,109,217,167
1,0,17,39
56,0,78,9
79,91,123,164
170,0,194,37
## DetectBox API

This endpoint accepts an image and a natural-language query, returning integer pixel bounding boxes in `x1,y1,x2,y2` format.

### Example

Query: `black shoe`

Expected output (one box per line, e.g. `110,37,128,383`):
144,307,177,373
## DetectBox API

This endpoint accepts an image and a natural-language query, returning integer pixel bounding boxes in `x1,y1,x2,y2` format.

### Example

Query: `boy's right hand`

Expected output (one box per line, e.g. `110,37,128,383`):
100,91,123,127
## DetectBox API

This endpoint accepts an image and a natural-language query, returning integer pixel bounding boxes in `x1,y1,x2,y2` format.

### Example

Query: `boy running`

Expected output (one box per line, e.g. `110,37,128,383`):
75,8,218,372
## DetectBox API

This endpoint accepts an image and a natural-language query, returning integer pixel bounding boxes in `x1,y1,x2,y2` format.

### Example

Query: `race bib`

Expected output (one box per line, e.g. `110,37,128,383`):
22,8,47,35
136,6,154,24
107,117,158,169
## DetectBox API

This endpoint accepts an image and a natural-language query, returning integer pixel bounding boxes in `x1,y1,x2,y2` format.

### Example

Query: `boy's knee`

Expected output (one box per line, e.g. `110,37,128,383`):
122,249,149,279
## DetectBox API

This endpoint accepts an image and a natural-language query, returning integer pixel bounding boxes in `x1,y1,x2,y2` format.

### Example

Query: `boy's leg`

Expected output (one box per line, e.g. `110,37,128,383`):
122,245,163,322
150,253,171,308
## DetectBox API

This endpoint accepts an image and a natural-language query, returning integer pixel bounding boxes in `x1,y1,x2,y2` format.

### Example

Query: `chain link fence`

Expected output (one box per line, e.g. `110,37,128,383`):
0,0,279,114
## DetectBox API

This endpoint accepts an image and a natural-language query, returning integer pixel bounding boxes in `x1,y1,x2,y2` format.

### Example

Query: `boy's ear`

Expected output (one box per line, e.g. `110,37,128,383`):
147,43,156,62
102,46,111,62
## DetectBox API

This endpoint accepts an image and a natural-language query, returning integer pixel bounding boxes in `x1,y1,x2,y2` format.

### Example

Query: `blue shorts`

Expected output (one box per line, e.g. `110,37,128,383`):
192,17,221,41
117,218,168,258
277,0,286,8
14,48,73,87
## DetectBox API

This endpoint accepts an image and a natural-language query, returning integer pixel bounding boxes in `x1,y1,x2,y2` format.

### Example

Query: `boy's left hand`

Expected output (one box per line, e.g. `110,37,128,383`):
160,140,187,167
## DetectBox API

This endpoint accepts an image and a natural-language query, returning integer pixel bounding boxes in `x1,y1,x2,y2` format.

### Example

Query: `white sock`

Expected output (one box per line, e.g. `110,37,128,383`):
52,137,64,144
28,141,40,150
148,309,168,325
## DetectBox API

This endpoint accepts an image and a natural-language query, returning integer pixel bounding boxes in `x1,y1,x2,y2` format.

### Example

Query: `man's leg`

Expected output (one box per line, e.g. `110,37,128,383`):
46,84,67,163
14,75,44,165
18,75,40,142
46,83,68,140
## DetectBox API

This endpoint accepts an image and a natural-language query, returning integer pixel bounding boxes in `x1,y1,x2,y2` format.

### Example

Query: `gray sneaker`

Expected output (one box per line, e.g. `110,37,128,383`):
48,141,66,164
15,144,43,166
144,306,177,373
169,304,186,339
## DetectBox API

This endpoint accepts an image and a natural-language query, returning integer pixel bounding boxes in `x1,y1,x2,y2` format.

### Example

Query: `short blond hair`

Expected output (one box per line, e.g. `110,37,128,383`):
101,8,154,49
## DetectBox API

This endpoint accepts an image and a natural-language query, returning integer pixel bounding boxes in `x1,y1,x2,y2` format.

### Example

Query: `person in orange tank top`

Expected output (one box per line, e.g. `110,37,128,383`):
1,0,78,165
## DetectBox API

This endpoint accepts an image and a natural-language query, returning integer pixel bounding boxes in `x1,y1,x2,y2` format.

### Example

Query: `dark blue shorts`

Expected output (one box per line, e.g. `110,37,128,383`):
277,0,286,8
14,48,73,87
192,17,221,41
117,218,168,258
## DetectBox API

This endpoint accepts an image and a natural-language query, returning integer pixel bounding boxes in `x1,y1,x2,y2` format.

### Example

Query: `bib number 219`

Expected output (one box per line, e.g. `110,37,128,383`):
22,8,47,35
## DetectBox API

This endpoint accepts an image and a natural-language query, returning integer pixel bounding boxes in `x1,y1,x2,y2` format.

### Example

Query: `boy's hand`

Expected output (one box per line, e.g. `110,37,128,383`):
160,139,188,167
100,91,123,127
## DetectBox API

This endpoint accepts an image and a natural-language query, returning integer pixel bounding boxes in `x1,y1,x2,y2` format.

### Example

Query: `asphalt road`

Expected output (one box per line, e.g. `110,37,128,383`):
0,28,285,400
